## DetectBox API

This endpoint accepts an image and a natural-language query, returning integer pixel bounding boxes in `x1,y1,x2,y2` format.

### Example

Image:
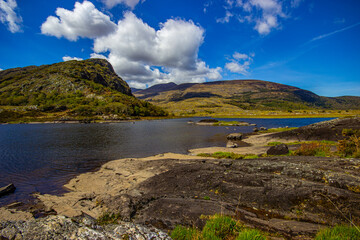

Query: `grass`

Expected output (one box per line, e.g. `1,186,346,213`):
171,226,201,240
259,127,298,133
315,225,360,240
291,142,332,157
236,229,267,240
171,214,360,240
197,152,258,160
96,212,122,225
171,214,267,240
267,140,337,146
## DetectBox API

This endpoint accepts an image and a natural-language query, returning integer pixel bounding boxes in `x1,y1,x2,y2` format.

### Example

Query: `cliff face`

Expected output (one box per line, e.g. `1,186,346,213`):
0,59,167,122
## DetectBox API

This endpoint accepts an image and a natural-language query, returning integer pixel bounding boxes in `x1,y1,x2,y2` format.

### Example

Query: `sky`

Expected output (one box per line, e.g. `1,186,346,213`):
0,0,359,97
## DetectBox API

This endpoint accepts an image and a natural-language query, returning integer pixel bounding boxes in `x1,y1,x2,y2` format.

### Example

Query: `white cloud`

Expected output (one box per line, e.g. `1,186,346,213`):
63,56,83,61
93,12,221,87
100,0,142,9
220,0,302,35
225,52,254,75
41,1,116,41
0,0,22,33
216,11,233,23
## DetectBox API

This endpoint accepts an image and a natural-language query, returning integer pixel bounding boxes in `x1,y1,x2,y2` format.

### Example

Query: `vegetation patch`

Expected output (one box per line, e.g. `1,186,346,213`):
291,142,332,157
337,129,360,158
259,127,298,133
96,212,122,225
197,152,258,160
315,225,360,240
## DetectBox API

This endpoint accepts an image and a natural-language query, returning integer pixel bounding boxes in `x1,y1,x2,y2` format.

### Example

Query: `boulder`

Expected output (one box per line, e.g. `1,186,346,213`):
260,127,267,131
253,127,259,132
267,144,289,155
0,183,16,197
226,133,243,140
226,141,239,148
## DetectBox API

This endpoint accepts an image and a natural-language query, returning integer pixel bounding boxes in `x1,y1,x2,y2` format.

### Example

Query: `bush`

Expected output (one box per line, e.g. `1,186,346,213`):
236,229,267,240
292,142,331,157
337,129,360,158
202,215,240,240
171,226,201,240
315,225,360,240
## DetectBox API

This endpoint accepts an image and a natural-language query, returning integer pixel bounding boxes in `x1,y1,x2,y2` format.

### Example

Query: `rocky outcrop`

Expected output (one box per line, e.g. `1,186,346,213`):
270,117,360,141
88,156,359,238
227,133,243,140
266,144,289,155
0,214,170,240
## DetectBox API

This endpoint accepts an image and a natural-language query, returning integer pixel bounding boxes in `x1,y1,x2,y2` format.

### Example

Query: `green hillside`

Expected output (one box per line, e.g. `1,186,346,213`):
0,59,167,123
134,80,360,116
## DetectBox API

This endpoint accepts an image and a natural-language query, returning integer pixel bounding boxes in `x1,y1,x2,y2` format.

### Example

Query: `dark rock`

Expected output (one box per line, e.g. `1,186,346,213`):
260,127,267,131
0,183,15,197
99,156,360,238
227,133,243,140
198,119,219,123
253,127,259,132
269,117,360,141
267,144,289,155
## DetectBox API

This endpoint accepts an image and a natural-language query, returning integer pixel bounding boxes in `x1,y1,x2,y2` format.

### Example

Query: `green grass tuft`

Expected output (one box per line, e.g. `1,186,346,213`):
315,225,360,240
202,214,241,240
236,229,267,240
171,226,201,240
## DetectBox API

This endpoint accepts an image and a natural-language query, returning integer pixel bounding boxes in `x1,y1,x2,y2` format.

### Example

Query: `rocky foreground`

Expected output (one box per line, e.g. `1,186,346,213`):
1,117,360,239
1,153,359,239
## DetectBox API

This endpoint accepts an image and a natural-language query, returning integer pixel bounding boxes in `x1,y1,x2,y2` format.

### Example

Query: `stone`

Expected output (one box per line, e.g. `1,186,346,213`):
260,127,267,131
226,141,239,148
226,133,243,140
266,144,289,155
253,127,259,132
0,183,16,197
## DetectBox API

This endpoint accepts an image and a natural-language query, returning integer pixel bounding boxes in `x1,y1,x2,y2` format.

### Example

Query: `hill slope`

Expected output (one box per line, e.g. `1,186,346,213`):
134,80,360,115
0,59,167,122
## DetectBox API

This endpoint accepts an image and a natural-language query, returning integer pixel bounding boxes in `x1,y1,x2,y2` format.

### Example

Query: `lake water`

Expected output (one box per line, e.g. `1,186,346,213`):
0,117,333,206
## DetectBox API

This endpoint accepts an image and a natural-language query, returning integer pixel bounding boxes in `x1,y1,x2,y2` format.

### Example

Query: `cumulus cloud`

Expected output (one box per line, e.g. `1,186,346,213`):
63,56,83,61
225,52,254,75
93,12,221,87
41,1,116,41
219,0,302,35
100,0,141,9
0,0,22,33
42,3,221,88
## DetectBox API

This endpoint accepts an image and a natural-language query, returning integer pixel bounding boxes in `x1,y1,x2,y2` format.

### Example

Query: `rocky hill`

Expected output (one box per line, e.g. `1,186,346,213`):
134,80,360,115
0,59,167,122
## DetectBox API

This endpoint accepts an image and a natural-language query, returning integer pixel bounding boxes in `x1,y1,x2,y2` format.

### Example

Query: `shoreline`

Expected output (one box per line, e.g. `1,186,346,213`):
0,132,302,222
0,114,344,125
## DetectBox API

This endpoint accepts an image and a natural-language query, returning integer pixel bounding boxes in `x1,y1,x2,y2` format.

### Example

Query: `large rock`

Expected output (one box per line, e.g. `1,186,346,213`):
267,144,289,155
227,133,243,140
0,215,170,240
226,141,239,148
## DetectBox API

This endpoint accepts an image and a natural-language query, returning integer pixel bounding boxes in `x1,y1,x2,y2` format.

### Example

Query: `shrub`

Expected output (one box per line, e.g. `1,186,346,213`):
315,225,360,240
337,129,360,158
97,212,122,225
171,226,201,240
236,229,267,240
202,214,241,240
292,142,331,157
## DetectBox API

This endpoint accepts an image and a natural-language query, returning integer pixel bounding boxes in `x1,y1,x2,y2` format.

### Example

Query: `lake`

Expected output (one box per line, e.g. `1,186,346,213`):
0,117,333,206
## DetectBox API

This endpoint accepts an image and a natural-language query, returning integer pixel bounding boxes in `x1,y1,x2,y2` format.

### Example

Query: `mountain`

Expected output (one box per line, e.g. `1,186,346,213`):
0,59,167,122
134,80,360,115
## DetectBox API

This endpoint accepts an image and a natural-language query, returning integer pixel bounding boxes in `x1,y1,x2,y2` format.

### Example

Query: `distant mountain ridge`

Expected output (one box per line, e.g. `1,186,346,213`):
134,80,360,115
0,59,166,122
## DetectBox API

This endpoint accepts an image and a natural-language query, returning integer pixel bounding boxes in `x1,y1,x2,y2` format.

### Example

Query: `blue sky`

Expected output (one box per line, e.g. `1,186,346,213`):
0,0,359,96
